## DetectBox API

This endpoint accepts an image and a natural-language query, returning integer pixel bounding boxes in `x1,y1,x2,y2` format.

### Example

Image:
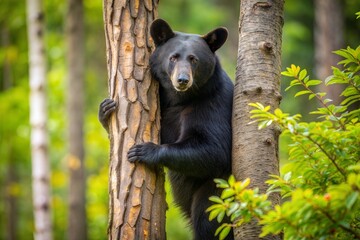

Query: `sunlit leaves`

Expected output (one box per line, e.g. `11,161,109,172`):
207,177,271,239
249,102,301,131
260,185,360,239
209,43,360,239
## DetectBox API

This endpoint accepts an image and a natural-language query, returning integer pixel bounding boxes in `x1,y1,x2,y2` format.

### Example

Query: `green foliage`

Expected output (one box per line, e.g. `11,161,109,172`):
206,176,271,240
208,45,360,239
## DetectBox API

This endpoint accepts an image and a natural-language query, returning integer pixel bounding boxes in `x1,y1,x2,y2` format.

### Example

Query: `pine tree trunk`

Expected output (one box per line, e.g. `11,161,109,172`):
26,0,53,239
66,0,87,239
102,0,166,239
315,0,344,104
232,1,284,239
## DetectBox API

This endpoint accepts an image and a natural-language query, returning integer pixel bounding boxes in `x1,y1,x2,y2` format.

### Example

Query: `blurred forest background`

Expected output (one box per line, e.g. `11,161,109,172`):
0,0,360,239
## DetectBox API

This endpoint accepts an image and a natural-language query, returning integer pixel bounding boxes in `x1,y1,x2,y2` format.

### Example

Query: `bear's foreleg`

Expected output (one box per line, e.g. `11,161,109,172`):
127,138,227,178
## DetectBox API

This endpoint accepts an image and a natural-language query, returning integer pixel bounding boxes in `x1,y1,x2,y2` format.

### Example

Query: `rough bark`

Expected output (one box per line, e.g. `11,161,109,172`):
314,0,344,105
65,0,87,239
26,0,53,239
232,0,284,239
102,0,166,239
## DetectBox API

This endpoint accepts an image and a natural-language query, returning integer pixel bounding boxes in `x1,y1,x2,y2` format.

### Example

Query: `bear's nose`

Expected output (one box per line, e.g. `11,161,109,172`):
177,73,190,85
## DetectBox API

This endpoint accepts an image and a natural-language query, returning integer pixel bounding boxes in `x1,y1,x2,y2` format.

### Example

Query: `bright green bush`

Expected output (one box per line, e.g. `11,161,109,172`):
207,43,360,239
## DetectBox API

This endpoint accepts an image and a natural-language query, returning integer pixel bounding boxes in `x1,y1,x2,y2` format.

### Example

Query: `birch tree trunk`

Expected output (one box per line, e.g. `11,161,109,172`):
232,0,284,239
26,0,53,239
65,0,87,239
102,0,166,239
315,0,344,105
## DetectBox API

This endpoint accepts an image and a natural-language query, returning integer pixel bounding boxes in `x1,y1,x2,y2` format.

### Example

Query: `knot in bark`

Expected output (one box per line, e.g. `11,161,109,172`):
259,41,273,53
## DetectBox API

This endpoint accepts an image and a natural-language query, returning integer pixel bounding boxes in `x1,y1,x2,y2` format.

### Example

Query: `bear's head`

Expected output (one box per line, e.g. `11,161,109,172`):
149,19,228,93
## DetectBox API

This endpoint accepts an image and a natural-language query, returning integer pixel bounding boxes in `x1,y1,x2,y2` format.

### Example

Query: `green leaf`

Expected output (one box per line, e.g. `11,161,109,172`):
209,196,224,204
258,120,271,129
306,80,322,87
228,202,240,215
215,178,230,188
209,207,222,221
323,98,333,104
345,192,359,209
228,175,236,186
334,49,352,59
221,188,235,199
294,90,311,97
215,224,227,237
290,79,301,87
281,70,294,77
219,226,231,240
299,69,307,81
248,102,265,110
241,178,251,189
308,93,316,100
274,108,283,116
217,209,226,223
283,172,292,182
291,64,301,76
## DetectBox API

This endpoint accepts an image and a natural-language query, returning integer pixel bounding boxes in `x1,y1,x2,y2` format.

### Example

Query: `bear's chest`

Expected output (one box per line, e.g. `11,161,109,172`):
160,105,193,144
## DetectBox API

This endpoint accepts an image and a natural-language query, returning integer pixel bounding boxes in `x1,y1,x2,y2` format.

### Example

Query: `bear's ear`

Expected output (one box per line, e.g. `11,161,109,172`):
202,27,228,52
150,19,175,47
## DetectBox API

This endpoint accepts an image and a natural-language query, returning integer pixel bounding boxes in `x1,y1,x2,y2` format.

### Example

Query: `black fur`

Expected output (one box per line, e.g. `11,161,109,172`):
99,19,234,240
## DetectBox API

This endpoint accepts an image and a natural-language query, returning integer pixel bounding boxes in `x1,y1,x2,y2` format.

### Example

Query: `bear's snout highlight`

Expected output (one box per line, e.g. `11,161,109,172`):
171,62,193,92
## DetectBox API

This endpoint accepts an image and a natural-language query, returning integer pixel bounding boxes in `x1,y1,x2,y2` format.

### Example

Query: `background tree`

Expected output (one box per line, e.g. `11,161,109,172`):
26,0,53,239
65,0,87,239
1,23,17,240
314,0,344,105
102,0,166,239
232,0,284,239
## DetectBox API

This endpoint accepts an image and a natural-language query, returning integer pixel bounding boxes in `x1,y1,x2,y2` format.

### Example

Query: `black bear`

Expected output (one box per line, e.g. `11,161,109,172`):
99,19,234,240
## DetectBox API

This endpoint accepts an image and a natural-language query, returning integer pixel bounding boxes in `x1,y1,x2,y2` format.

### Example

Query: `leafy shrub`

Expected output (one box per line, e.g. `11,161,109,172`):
207,44,360,239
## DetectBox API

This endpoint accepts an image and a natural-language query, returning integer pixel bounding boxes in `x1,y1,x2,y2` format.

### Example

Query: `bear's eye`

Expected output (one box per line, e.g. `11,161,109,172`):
169,55,178,63
188,55,198,64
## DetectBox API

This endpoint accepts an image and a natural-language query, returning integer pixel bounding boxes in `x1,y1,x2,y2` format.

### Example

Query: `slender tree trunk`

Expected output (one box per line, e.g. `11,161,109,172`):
232,0,284,239
5,149,17,240
102,0,166,239
26,0,53,239
65,0,87,239
1,25,17,240
314,0,344,104
1,27,12,90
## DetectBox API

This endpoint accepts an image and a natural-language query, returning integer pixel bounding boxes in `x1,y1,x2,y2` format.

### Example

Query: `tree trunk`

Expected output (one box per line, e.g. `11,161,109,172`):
5,151,17,240
65,0,87,239
232,0,284,239
26,0,53,239
314,0,344,105
1,27,12,90
1,25,17,240
102,0,166,239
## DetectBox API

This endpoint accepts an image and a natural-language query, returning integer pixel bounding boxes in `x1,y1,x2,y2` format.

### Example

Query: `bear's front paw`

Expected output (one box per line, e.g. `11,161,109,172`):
127,142,161,165
98,98,116,131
